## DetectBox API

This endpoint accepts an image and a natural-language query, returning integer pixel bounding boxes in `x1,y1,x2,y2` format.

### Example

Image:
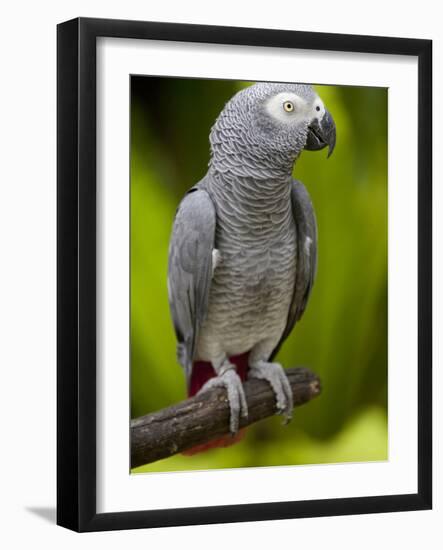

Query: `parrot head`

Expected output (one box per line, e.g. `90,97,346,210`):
209,82,336,174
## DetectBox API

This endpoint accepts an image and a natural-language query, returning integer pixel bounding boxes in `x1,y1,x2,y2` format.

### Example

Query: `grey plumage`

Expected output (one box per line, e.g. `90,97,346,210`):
269,178,318,361
167,186,216,381
167,82,335,433
195,170,297,367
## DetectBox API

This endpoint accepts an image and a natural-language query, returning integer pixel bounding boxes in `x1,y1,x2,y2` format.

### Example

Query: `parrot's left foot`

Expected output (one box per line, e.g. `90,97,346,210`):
248,361,293,423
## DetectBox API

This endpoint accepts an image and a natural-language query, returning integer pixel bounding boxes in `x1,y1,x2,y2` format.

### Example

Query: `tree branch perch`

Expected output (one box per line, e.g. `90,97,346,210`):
131,367,321,468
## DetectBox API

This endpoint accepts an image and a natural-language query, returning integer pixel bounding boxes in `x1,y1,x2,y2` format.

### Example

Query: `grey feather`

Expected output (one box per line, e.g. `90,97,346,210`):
167,82,333,391
167,184,216,382
269,178,318,360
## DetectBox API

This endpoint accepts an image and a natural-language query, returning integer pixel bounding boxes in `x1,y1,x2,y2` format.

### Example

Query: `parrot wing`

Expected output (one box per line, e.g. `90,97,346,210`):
167,185,217,382
270,178,318,360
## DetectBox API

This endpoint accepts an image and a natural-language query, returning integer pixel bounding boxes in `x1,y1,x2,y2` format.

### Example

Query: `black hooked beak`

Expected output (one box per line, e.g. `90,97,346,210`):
304,109,336,158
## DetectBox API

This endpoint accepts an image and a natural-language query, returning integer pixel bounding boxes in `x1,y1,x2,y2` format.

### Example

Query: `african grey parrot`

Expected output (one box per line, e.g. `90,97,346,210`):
167,82,336,450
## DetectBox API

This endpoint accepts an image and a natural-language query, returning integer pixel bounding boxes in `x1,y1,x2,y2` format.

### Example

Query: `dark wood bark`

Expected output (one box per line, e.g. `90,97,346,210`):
131,367,321,468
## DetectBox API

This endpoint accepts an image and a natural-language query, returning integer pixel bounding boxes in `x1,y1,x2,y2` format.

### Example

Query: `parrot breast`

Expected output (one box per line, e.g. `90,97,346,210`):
195,171,297,365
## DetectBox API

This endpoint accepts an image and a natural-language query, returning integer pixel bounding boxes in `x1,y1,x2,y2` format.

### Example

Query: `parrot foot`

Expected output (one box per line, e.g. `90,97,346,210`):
248,361,293,423
198,363,248,434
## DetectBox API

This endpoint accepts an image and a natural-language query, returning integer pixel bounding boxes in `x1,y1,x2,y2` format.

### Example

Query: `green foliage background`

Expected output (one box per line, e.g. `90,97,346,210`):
130,77,388,473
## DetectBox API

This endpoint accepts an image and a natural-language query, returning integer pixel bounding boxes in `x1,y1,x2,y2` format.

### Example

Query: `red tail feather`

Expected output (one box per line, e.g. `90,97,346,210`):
183,352,250,455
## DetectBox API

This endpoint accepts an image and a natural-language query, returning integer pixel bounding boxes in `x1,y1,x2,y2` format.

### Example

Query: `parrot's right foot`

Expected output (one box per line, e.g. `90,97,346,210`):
198,363,248,434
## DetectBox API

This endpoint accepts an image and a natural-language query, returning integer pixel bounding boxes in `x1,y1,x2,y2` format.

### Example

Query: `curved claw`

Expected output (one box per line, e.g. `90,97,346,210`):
198,365,248,434
248,361,293,423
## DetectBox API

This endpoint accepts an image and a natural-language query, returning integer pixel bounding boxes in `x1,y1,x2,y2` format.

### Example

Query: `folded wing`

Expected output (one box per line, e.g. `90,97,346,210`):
270,178,318,360
167,186,217,384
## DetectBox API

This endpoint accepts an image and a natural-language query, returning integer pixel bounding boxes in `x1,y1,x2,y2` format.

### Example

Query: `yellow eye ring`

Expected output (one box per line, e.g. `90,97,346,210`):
283,101,294,112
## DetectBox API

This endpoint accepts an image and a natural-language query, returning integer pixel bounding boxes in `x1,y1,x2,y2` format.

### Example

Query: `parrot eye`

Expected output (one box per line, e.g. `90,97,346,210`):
316,105,321,112
283,101,294,113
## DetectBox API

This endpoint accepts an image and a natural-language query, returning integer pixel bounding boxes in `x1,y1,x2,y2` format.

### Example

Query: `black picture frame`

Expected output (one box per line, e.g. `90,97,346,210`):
57,17,432,532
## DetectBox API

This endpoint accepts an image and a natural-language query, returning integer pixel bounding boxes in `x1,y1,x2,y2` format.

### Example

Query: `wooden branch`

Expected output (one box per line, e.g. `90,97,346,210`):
131,367,321,468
